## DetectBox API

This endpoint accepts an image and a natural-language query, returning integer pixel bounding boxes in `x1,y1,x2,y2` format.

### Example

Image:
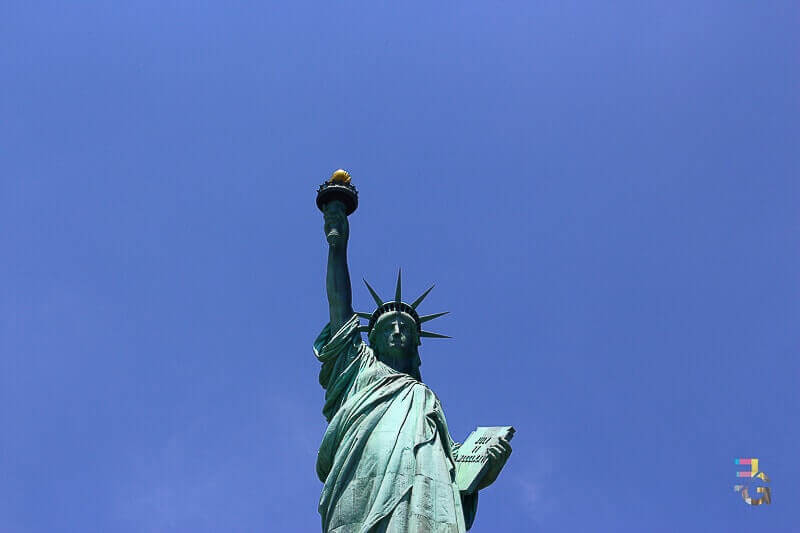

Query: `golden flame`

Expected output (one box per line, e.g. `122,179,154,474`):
330,169,351,184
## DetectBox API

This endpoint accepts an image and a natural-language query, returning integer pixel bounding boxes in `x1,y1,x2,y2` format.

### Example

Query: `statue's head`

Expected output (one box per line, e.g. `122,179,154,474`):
358,270,450,381
369,311,422,377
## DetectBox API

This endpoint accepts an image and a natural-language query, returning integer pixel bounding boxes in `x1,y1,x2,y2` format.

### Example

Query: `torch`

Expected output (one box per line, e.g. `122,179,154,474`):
316,169,359,243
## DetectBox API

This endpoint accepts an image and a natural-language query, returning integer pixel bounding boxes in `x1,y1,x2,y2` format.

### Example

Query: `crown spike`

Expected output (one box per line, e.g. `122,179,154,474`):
363,279,383,306
395,268,402,303
356,312,373,319
420,330,451,339
410,284,435,309
419,311,449,323
357,325,371,333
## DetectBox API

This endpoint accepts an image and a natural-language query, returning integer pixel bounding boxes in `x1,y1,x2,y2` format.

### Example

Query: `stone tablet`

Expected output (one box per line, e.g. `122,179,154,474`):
454,426,516,494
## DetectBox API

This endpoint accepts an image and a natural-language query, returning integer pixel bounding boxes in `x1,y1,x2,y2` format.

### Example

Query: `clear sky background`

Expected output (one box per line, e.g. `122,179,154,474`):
1,2,798,532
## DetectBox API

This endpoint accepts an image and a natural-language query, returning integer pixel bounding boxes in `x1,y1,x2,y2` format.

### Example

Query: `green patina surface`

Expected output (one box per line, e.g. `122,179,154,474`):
314,315,477,532
313,175,511,532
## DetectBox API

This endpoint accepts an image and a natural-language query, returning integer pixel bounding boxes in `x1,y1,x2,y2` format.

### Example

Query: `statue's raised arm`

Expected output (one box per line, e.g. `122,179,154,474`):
317,169,359,334
323,199,352,333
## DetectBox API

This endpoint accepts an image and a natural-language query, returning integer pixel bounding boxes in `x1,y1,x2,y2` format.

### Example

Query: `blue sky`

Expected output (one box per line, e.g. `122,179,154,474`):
1,2,798,532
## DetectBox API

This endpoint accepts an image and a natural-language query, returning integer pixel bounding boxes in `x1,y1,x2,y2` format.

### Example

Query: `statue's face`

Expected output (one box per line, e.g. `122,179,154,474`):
372,312,418,358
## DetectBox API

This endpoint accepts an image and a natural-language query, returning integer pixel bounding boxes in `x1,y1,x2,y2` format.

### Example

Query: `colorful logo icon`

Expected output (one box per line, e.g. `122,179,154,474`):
734,458,771,505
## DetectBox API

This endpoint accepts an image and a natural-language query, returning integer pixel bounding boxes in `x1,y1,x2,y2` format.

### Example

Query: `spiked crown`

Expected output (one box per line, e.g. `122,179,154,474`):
355,269,450,340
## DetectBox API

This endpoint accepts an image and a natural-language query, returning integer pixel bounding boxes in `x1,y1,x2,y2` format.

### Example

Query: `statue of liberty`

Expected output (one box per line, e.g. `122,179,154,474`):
313,170,512,532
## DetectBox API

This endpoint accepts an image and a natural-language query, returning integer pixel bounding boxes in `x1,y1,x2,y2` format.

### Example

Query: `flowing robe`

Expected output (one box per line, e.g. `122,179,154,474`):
314,314,478,533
